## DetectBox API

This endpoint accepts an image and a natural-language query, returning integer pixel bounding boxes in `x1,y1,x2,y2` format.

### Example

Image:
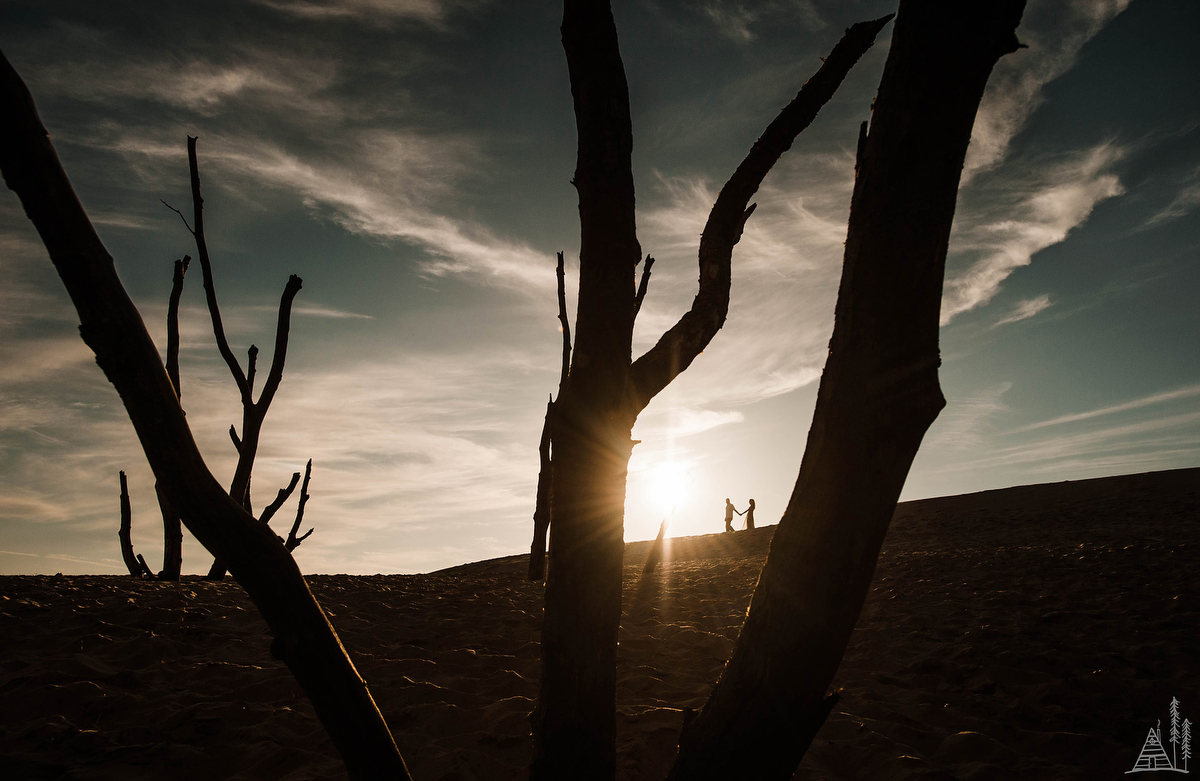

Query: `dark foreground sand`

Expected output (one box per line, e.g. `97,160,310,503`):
2,467,1197,780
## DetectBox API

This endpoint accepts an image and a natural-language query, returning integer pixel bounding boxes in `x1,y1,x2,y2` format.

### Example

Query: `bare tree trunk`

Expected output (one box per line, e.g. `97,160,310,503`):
642,518,668,576
529,395,554,580
156,480,183,580
156,254,189,581
530,252,573,581
531,4,889,777
667,3,1027,779
0,50,411,781
117,471,142,577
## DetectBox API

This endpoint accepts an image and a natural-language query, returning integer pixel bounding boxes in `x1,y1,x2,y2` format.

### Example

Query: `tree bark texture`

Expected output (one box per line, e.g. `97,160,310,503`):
667,3,1026,779
531,5,889,778
0,50,411,781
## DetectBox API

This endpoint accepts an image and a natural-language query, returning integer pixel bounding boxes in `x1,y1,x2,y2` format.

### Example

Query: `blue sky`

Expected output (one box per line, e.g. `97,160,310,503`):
1,0,1197,575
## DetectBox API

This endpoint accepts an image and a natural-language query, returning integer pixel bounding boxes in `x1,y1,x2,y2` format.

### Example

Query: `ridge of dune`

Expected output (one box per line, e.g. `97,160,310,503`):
1,466,1196,780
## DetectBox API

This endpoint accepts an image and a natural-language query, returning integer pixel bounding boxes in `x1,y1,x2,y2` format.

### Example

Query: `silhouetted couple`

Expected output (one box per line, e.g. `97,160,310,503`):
723,498,756,532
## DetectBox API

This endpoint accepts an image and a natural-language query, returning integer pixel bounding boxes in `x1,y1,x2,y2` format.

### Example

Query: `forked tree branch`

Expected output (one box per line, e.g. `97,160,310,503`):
285,459,314,552
626,15,893,413
0,49,410,780
182,138,301,579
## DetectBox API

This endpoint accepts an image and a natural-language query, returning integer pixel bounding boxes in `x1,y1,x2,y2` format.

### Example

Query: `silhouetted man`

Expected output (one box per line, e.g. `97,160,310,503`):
724,498,738,532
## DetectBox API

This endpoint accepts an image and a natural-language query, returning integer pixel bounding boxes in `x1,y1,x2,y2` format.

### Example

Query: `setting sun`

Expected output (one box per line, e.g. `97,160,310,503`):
647,461,692,515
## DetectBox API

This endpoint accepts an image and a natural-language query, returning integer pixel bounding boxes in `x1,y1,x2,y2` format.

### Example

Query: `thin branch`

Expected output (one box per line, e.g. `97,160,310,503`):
160,200,194,235
555,251,571,399
229,425,241,453
632,254,655,323
627,15,893,413
187,136,250,405
260,471,301,527
165,255,190,401
256,275,303,413
285,459,314,552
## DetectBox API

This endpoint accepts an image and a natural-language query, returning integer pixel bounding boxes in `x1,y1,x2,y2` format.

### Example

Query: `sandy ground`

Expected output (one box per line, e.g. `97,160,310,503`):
1,467,1197,780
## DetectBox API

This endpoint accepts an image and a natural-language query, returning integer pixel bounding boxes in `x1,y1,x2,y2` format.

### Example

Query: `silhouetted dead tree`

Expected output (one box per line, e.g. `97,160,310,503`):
117,471,153,578
531,5,891,777
0,52,411,780
666,2,1027,779
641,518,668,576
528,251,572,580
165,136,304,580
156,254,190,580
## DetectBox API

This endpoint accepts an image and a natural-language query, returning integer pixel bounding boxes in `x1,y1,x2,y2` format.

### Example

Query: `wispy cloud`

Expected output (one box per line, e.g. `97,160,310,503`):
943,143,1124,323
1144,164,1200,228
992,294,1053,327
634,407,745,443
33,49,340,119
949,410,1200,472
1009,383,1200,434
925,382,1012,450
963,0,1132,180
109,128,555,292
253,0,479,26
272,304,373,320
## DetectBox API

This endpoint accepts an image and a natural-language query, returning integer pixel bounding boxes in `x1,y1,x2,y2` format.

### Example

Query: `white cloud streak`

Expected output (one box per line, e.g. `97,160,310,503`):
924,382,1012,451
1009,383,1200,434
253,0,478,25
963,0,1132,180
992,294,1052,327
943,143,1124,323
1145,164,1200,228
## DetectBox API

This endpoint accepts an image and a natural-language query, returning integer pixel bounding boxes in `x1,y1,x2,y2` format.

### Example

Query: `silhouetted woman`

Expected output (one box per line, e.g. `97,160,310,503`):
742,498,756,530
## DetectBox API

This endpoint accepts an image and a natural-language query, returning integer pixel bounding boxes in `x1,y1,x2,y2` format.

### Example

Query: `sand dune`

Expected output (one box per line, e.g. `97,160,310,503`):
2,467,1197,779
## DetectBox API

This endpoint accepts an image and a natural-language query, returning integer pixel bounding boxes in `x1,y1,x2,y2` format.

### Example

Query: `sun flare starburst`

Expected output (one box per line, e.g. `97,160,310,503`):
646,461,691,515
